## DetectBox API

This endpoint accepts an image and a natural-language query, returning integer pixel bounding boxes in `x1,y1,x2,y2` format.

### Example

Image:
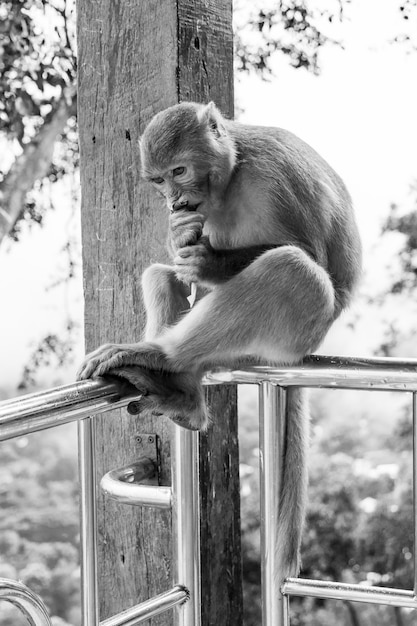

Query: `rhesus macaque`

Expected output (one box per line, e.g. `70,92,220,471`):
78,102,362,576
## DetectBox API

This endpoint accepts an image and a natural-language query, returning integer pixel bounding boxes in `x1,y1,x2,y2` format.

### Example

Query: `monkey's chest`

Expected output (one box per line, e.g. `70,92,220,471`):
204,200,277,249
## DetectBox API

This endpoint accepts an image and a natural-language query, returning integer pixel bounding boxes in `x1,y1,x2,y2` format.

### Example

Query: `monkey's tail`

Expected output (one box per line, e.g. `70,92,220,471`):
275,386,309,581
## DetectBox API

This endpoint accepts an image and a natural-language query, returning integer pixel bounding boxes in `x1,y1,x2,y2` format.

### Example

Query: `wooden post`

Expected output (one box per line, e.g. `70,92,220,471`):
77,1,242,624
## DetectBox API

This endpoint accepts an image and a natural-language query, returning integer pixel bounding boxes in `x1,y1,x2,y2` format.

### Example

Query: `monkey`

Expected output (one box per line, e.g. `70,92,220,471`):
77,101,362,578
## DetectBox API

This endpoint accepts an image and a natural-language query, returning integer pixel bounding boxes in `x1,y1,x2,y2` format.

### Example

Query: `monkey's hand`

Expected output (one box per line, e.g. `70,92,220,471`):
77,342,167,381
76,342,209,431
168,210,205,254
174,237,277,286
174,236,216,285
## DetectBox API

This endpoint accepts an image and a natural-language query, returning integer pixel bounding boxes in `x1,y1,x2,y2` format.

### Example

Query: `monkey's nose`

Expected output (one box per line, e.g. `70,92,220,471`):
171,199,189,212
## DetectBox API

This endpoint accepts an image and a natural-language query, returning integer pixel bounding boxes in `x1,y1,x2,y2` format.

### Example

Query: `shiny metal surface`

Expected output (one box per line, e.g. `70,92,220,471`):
205,354,417,391
3,355,417,442
172,428,201,626
0,578,51,625
100,460,172,509
258,383,288,626
413,393,417,596
2,355,417,625
282,578,417,608
0,378,142,441
100,586,189,625
78,417,99,625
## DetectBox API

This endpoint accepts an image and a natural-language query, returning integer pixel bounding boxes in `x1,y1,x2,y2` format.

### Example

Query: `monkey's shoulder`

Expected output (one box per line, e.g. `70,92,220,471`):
227,121,341,184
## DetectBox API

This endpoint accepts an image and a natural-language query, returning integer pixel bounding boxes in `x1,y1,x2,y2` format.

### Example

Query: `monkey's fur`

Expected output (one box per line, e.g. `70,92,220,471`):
78,102,362,578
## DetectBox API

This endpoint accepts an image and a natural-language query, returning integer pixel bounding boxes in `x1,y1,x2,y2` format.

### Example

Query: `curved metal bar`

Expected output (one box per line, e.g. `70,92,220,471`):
0,578,51,626
100,460,172,509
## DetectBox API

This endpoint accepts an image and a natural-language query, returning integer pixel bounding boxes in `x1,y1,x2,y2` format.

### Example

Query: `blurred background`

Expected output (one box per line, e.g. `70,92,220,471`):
1,1,417,624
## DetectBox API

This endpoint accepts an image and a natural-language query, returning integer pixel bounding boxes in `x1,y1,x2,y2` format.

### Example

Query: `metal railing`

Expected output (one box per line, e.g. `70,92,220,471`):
1,355,417,625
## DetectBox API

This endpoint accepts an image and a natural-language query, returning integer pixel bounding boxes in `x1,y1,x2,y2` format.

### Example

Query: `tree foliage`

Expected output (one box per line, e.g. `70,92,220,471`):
234,0,349,76
239,391,416,625
0,426,80,625
0,0,77,243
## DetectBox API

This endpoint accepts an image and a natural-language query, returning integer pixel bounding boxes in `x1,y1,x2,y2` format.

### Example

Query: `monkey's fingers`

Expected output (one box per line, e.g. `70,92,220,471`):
174,244,207,283
77,342,168,381
169,212,206,248
169,211,205,229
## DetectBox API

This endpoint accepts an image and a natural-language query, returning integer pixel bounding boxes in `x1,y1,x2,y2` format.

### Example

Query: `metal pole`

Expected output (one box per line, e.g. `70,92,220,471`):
0,378,139,441
100,586,189,626
413,392,417,597
78,417,99,625
205,355,417,391
258,383,289,626
172,427,201,626
282,578,417,608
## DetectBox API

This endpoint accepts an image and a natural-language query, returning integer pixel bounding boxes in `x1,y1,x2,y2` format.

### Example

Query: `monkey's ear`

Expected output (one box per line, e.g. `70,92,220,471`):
198,101,225,138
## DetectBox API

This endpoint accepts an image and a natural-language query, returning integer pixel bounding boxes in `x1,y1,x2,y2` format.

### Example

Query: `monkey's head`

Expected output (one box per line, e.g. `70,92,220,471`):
139,102,236,214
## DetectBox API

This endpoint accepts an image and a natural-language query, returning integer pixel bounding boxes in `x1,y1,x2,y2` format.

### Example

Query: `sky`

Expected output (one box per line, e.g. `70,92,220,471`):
1,0,417,394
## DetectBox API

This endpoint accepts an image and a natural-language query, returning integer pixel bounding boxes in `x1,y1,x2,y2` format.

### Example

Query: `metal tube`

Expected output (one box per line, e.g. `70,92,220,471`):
100,586,189,626
171,427,201,626
205,354,417,391
258,383,288,626
0,578,51,626
78,417,99,626
3,355,417,442
0,379,141,441
100,461,172,509
282,578,417,608
413,393,417,596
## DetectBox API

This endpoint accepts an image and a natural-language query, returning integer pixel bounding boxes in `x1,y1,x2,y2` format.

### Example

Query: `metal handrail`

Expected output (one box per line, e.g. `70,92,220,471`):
3,354,417,444
1,354,417,626
0,378,141,441
206,354,417,390
0,578,51,626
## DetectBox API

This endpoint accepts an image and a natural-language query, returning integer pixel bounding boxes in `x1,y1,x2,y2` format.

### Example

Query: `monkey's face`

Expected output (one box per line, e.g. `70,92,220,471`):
144,160,210,213
140,101,237,215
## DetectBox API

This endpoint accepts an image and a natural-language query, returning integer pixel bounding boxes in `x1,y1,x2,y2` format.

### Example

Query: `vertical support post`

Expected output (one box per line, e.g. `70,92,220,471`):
78,417,99,625
172,429,201,626
176,3,242,624
413,392,417,596
77,0,238,622
258,383,289,626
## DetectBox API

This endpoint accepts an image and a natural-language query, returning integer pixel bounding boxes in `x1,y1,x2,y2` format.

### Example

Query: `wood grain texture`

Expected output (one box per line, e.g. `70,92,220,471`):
78,2,177,623
177,2,243,624
77,0,241,623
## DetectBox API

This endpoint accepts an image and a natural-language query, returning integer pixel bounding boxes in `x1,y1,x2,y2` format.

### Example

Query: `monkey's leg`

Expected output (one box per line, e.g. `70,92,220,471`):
141,263,191,340
78,246,334,428
77,263,208,429
80,246,335,375
158,245,335,371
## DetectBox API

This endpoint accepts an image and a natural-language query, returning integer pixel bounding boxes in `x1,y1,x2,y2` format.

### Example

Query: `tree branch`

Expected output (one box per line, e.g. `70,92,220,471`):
0,88,76,246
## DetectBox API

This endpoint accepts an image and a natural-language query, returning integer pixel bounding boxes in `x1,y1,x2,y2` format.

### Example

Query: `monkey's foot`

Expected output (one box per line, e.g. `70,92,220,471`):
77,343,208,431
109,365,209,431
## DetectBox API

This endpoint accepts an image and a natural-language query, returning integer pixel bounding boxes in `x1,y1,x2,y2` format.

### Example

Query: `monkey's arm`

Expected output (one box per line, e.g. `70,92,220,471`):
174,236,277,286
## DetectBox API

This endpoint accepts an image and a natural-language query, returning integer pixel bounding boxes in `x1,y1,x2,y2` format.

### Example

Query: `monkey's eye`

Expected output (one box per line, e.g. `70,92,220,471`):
173,166,186,177
151,177,164,184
